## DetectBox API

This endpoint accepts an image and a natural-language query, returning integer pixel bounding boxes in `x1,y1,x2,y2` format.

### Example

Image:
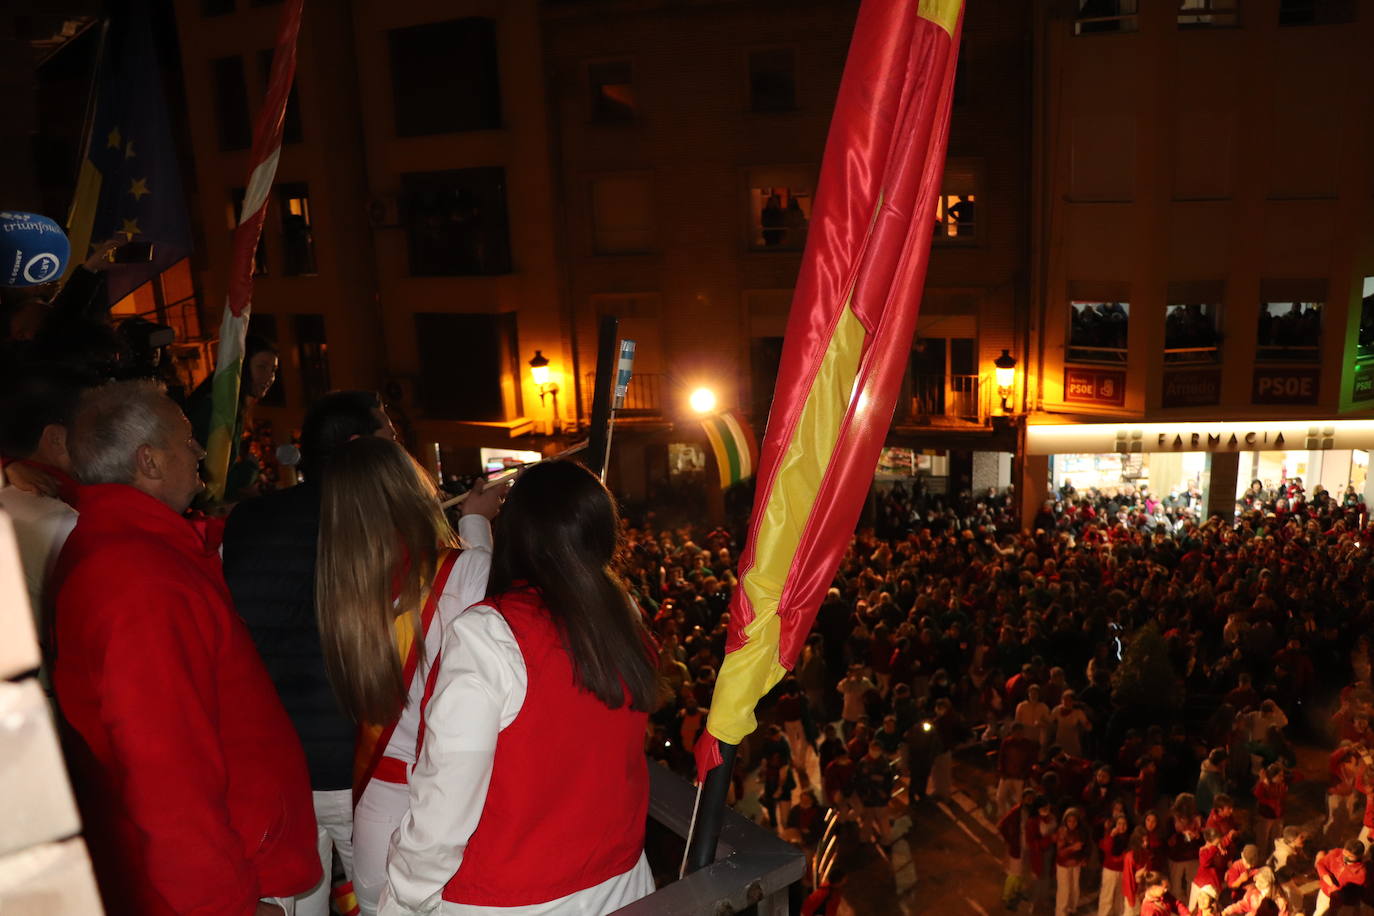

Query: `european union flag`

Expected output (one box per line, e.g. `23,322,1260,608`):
67,0,192,306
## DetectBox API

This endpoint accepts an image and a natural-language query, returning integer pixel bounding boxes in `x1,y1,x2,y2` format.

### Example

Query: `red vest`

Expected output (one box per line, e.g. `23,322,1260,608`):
423,587,648,907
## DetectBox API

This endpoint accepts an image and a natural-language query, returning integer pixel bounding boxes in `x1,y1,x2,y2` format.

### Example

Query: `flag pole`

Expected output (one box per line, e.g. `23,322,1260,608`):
682,740,737,874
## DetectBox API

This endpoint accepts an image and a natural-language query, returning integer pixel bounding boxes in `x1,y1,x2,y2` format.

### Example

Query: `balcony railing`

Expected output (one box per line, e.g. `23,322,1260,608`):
909,373,982,423
583,372,663,418
614,764,805,915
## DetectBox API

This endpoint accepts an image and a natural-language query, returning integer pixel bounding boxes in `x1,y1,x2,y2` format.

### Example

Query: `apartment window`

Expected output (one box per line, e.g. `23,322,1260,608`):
228,188,267,276
911,337,978,421
414,313,520,421
1258,301,1322,362
1164,303,1220,364
211,56,252,150
202,0,234,15
257,49,303,144
934,163,978,243
1359,278,1374,362
293,314,330,403
1279,0,1356,26
1068,301,1129,364
389,18,501,136
1178,0,1238,27
401,168,512,276
1074,0,1138,34
588,61,636,122
591,176,655,254
748,48,797,113
747,167,813,250
278,183,316,276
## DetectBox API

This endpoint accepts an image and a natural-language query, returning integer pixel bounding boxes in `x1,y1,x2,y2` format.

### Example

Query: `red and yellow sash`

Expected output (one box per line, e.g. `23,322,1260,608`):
352,548,460,806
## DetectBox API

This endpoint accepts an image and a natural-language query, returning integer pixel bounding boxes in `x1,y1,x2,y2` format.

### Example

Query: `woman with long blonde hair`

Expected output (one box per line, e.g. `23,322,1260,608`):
315,437,505,915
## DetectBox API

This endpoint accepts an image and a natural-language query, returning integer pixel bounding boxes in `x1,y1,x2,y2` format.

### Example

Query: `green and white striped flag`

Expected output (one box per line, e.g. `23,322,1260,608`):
701,409,758,489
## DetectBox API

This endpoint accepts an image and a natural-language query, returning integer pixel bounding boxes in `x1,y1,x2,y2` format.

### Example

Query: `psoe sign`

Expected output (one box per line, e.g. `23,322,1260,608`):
1025,420,1374,456
1252,367,1319,405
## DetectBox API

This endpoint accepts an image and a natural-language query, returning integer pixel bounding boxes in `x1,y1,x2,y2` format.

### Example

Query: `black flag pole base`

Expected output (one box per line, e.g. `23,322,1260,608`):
683,740,739,875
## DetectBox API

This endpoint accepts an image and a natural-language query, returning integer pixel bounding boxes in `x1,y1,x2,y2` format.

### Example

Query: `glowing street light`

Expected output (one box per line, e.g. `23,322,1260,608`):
994,349,1017,413
689,387,718,415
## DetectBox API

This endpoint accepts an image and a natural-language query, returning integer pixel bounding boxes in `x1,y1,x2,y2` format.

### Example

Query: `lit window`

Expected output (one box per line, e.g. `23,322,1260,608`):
1164,303,1220,364
933,163,978,243
277,183,316,276
747,167,813,251
1359,278,1374,362
1068,301,1130,364
1257,301,1322,362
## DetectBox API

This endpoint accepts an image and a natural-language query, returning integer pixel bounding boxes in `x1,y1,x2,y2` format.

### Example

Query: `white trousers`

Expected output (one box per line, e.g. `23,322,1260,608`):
1056,864,1080,916
353,780,410,916
1097,867,1122,916
995,777,1024,818
297,789,355,916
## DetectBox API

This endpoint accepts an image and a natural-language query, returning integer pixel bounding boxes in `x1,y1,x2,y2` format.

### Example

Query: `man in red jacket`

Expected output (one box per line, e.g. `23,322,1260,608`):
50,381,320,916
1315,840,1368,916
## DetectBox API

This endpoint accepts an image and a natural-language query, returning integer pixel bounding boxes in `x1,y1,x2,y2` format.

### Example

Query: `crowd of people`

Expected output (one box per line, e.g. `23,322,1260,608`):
626,476,1374,913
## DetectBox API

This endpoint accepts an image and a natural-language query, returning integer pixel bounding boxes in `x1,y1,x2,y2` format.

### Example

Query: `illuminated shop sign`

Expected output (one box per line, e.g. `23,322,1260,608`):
1025,420,1374,455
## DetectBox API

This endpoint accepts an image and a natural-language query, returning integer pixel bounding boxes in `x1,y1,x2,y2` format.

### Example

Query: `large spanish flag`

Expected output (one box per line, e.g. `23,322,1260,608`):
695,0,963,779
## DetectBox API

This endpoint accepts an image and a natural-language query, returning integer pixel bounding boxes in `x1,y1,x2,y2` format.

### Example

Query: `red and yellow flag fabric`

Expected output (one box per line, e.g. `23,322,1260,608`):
696,0,963,779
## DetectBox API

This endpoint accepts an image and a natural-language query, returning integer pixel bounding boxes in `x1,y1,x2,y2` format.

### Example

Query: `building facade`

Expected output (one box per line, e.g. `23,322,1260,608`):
1020,0,1374,520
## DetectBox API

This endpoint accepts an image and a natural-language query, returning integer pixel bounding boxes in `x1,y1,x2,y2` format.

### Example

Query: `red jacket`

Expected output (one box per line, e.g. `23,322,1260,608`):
1254,774,1288,820
1166,815,1202,862
1206,809,1239,856
1194,843,1225,893
1140,894,1189,916
1099,829,1128,871
1055,826,1088,868
50,485,319,916
1317,848,1368,903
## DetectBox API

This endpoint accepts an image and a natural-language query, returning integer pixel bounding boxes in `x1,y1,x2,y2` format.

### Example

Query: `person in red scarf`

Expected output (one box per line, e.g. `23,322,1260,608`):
377,461,658,915
50,381,319,915
1222,867,1288,915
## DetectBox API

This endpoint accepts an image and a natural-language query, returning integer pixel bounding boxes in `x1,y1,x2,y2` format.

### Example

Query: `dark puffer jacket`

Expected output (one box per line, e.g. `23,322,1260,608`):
222,479,354,790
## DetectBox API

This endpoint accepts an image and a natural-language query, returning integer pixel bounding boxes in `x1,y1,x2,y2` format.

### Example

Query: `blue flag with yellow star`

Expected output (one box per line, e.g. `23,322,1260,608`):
67,1,192,306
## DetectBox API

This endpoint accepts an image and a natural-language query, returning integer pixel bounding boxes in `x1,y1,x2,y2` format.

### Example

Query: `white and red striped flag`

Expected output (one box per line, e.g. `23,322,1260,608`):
204,0,304,501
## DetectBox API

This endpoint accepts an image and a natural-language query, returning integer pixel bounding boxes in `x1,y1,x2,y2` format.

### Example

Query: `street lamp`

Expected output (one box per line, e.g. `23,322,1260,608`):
994,349,1017,413
689,386,717,415
528,350,560,434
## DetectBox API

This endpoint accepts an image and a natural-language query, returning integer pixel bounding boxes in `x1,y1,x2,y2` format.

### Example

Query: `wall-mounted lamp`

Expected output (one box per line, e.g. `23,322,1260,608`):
528,350,560,433
994,349,1017,413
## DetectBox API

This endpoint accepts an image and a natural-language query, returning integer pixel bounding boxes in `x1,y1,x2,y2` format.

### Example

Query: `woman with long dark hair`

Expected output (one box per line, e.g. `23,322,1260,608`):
314,437,504,915
377,460,657,915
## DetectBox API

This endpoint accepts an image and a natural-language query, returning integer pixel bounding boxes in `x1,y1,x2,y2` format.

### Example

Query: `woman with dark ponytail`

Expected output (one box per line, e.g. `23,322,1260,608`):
377,460,656,915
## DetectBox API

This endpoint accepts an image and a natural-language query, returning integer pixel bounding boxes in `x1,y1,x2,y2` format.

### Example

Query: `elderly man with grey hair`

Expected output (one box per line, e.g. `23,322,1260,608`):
49,380,320,916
